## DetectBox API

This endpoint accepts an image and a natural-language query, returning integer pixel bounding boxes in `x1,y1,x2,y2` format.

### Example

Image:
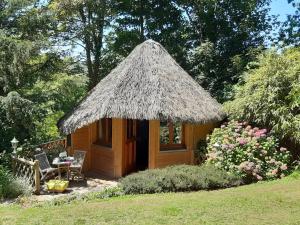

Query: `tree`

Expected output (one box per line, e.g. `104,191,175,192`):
49,0,116,89
108,0,191,68
0,91,38,151
0,0,87,150
224,47,300,148
179,0,273,102
279,0,300,46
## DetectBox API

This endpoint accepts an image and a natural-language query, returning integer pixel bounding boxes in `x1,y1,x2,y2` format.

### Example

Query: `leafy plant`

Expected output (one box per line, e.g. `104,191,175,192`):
0,166,32,200
120,164,241,194
194,140,208,164
206,121,292,182
224,48,300,146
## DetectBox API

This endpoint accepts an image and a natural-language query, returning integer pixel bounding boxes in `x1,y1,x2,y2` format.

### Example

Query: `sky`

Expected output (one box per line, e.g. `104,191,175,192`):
270,0,297,21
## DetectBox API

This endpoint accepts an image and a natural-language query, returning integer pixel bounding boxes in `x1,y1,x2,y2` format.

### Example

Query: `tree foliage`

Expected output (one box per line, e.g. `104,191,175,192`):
49,0,116,89
279,0,300,46
0,0,87,151
224,47,300,145
181,0,273,102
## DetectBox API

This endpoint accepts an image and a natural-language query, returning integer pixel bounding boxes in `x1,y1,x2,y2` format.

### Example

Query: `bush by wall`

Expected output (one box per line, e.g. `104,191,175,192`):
120,164,241,194
206,121,292,182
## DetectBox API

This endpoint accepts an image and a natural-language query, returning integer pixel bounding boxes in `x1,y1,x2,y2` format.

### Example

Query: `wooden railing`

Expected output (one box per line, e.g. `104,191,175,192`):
10,138,67,195
38,138,66,152
11,156,40,194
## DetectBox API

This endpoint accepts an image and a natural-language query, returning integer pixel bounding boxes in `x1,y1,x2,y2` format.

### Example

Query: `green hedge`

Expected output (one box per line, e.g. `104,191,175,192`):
120,164,241,194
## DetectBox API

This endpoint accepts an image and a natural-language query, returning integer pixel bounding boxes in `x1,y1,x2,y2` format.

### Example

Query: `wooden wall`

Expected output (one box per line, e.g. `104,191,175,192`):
70,126,91,171
192,122,217,149
149,120,217,169
70,119,125,178
70,119,218,178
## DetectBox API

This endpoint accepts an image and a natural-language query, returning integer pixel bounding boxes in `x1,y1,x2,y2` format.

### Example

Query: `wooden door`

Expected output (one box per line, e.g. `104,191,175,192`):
125,119,136,174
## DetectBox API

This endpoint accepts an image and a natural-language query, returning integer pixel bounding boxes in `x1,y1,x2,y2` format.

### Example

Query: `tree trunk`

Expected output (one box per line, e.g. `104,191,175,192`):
139,0,144,42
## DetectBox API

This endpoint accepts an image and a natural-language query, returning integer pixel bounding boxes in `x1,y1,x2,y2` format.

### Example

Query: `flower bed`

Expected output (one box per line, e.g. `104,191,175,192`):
206,121,291,182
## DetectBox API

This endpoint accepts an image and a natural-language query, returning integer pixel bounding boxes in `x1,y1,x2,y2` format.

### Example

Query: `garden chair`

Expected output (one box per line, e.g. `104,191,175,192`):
34,152,58,181
70,150,86,181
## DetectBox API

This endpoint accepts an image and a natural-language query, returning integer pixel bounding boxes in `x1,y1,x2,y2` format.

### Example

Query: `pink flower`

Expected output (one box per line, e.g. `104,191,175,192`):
280,164,288,171
271,169,278,175
238,138,247,145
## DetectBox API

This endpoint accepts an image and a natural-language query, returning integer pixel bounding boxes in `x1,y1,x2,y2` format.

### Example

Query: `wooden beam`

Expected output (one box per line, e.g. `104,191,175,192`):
149,120,160,169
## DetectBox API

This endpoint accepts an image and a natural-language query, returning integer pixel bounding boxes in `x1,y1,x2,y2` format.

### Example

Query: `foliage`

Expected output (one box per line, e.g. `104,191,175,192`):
0,92,39,151
24,72,87,143
206,121,292,182
279,0,300,46
111,0,190,68
0,0,88,152
48,0,116,88
120,164,241,194
181,0,273,102
224,48,300,146
194,140,208,164
0,151,11,169
0,166,32,200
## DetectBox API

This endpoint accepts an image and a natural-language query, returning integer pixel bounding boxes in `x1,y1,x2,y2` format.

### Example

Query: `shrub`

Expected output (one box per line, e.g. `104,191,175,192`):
0,166,32,200
120,164,241,194
224,48,300,146
194,140,208,164
0,151,12,169
206,121,292,182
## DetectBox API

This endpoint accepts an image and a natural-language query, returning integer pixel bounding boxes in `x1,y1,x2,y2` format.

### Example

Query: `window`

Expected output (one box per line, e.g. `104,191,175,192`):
96,118,112,147
160,120,185,150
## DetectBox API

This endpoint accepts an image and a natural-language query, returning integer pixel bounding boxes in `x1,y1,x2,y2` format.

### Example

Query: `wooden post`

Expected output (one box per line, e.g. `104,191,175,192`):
33,160,40,195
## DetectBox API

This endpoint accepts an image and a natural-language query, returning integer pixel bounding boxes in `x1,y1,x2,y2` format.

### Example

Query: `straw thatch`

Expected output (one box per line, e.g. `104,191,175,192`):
59,39,225,134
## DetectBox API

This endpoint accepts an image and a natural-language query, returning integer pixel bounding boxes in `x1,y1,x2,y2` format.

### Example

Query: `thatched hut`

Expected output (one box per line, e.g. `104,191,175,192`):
59,39,224,178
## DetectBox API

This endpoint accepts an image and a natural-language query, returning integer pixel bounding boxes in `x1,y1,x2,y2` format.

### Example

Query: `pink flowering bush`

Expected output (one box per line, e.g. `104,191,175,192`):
206,121,291,182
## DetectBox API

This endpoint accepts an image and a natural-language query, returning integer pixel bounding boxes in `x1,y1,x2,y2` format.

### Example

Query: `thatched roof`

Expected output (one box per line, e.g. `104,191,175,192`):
59,39,225,134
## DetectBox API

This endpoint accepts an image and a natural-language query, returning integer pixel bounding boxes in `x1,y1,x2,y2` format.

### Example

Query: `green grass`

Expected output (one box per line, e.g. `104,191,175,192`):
1,176,300,225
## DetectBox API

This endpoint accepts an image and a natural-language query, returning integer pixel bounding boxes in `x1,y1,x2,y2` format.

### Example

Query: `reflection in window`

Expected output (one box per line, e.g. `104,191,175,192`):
160,120,185,150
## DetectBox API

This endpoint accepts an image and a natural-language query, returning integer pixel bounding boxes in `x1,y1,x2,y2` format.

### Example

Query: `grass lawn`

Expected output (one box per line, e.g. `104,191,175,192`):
1,176,300,225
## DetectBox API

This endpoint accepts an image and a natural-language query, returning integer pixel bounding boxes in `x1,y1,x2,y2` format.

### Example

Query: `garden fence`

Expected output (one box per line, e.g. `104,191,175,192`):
11,156,40,194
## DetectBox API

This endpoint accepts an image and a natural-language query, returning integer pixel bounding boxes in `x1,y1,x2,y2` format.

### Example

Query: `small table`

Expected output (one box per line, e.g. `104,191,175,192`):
52,157,74,180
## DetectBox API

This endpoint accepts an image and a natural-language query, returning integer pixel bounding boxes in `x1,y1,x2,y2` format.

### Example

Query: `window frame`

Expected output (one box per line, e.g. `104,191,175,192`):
95,118,112,148
160,120,186,151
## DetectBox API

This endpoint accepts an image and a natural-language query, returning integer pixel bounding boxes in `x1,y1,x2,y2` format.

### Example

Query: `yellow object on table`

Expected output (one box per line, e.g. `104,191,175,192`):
46,180,69,193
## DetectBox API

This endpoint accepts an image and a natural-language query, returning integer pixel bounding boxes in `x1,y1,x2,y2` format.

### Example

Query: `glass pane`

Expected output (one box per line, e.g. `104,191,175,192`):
160,121,170,144
173,122,182,144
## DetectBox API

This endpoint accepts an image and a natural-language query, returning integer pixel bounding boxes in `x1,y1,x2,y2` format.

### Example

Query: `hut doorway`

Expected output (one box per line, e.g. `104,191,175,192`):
124,119,149,175
136,120,149,171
